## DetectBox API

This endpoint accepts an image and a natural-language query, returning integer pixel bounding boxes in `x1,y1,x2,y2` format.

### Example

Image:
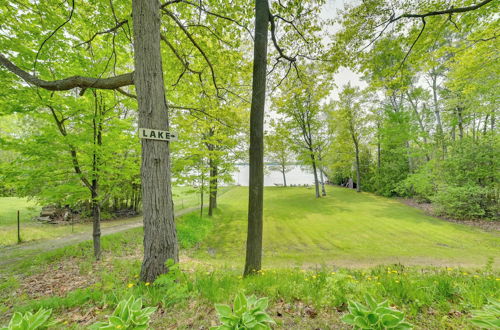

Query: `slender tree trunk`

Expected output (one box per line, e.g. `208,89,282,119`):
457,106,464,140
281,164,287,187
91,91,102,260
208,155,218,217
319,167,326,196
431,71,446,157
483,114,489,135
310,152,320,198
133,0,179,282
376,121,381,170
91,188,101,260
354,143,361,193
244,0,269,276
200,170,204,218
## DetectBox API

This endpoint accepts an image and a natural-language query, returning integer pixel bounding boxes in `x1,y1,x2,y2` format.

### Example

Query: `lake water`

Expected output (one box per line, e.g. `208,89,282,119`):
231,164,316,186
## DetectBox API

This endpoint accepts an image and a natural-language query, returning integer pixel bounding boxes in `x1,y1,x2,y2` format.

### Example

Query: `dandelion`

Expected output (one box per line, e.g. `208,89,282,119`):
395,280,400,283
127,283,134,288
116,326,122,329
312,275,317,279
391,270,398,274
145,282,150,286
377,282,382,285
331,272,336,275
447,268,453,271
462,272,468,276
496,278,500,281
473,275,479,278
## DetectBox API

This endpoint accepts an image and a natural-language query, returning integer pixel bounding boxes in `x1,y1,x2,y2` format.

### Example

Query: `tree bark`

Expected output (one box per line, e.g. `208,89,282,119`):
457,106,464,140
133,0,179,283
281,164,287,187
91,188,101,259
244,0,269,276
319,167,326,196
91,92,102,260
354,142,361,193
200,169,205,218
310,151,320,198
208,141,218,217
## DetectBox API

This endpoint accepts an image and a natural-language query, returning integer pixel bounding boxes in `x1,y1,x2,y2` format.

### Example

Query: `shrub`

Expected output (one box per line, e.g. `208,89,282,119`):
90,296,156,330
470,298,500,329
341,294,413,329
432,185,488,220
1,308,55,330
211,292,275,330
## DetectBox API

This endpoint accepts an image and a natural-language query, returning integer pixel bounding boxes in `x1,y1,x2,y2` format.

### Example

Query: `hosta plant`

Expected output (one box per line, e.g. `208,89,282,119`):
341,294,413,329
1,308,56,330
470,298,500,329
211,292,275,330
90,296,156,330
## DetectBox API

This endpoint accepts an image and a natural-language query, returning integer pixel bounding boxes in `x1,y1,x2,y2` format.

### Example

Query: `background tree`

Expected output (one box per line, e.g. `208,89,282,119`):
265,120,295,187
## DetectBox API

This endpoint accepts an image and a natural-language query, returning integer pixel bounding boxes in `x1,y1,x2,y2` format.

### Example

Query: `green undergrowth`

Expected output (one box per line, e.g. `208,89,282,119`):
2,260,499,329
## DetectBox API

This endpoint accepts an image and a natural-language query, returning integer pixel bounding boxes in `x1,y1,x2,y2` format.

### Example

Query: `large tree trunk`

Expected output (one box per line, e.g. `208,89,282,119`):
133,0,179,283
244,0,269,276
208,154,218,216
310,152,320,198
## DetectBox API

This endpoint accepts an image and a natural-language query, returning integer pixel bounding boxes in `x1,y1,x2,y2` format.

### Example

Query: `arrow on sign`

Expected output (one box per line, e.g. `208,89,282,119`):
139,128,178,141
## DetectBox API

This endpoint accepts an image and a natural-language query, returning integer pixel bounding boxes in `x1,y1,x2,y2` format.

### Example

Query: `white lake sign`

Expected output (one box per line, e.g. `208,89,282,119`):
139,128,178,141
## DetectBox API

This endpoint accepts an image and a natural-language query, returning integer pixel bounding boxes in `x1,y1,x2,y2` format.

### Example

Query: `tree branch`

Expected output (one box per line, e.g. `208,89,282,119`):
394,0,494,21
0,54,134,91
34,0,75,74
75,19,128,48
163,9,220,97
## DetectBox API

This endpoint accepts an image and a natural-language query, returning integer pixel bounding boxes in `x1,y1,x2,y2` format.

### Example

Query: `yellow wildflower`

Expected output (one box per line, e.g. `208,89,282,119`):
473,275,479,278
496,278,500,281
127,283,134,288
134,275,139,278
145,282,150,286
447,268,453,271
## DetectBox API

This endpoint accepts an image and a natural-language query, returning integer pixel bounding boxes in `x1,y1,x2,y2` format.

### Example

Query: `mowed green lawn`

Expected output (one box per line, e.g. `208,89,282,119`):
194,186,500,268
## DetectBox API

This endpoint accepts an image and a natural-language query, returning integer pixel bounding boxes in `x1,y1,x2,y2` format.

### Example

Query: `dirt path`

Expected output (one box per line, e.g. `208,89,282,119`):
0,206,200,266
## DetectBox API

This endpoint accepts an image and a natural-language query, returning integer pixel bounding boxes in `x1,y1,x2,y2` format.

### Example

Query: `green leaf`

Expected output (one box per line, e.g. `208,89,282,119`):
215,304,232,318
